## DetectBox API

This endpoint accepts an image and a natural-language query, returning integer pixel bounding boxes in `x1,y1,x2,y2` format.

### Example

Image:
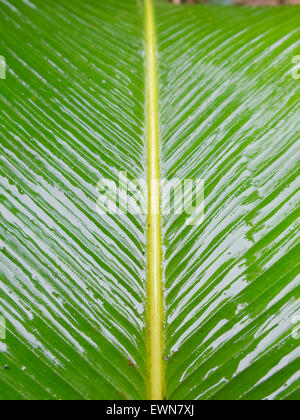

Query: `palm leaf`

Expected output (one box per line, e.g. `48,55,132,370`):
157,3,300,400
0,0,299,400
0,0,147,400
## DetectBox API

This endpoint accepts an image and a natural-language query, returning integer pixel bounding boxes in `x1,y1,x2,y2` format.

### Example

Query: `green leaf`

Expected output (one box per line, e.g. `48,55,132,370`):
156,3,300,400
0,0,146,400
0,0,299,400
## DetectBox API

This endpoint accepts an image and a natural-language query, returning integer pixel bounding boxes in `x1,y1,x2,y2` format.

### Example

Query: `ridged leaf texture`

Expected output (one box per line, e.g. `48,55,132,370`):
0,0,299,400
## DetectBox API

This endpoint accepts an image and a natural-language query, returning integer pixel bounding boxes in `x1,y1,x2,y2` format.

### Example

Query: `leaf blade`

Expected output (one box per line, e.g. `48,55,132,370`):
0,0,147,400
155,3,300,400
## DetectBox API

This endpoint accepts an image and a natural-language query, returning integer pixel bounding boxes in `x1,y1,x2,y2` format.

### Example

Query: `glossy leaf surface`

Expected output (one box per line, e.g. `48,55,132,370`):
0,0,299,400
0,0,146,400
156,3,300,400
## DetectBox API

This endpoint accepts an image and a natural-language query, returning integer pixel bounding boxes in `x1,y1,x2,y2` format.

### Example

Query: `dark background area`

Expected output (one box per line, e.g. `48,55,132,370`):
169,0,300,6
